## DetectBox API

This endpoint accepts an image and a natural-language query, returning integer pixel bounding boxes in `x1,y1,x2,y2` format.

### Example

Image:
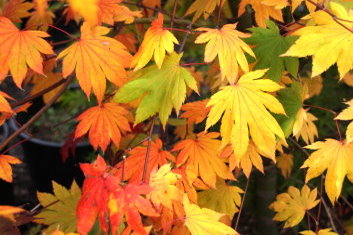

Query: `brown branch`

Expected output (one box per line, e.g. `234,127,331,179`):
178,21,194,53
11,78,67,108
141,117,156,183
216,0,223,28
0,76,73,151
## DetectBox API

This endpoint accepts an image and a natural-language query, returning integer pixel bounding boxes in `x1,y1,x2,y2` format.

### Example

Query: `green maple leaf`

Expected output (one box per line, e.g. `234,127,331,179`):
35,181,81,233
114,52,198,127
244,20,299,81
275,82,303,137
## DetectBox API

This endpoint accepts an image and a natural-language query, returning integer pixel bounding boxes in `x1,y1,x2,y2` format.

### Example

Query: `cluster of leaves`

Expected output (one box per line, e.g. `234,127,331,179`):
1,0,353,234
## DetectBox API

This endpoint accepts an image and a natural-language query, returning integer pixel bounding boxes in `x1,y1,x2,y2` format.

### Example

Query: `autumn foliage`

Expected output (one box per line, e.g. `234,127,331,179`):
1,0,353,234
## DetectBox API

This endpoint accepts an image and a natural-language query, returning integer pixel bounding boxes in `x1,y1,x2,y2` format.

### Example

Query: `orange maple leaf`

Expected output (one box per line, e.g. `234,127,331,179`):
172,132,233,188
0,0,33,23
0,91,13,114
75,103,131,151
58,23,132,103
238,0,284,27
98,0,142,25
130,13,179,71
26,0,55,31
180,99,211,124
77,156,158,234
0,154,21,182
0,16,53,87
116,138,175,183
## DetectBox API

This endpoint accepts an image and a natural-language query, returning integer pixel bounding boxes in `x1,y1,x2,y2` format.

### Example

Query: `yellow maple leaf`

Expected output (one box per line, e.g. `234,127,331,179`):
335,99,353,144
276,153,294,178
131,13,178,71
198,179,243,218
185,0,222,22
67,0,98,25
206,69,286,159
283,2,353,78
148,164,183,209
300,228,338,235
183,194,237,235
270,185,319,228
302,139,353,203
57,23,132,103
238,0,284,27
292,0,325,13
195,24,255,84
0,16,54,87
293,108,318,144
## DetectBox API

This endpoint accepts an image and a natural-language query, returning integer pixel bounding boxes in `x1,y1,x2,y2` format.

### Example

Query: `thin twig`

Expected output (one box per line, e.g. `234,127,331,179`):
178,21,194,53
0,76,73,151
321,196,338,232
11,78,67,108
216,0,223,28
235,177,250,230
316,175,324,232
306,0,353,33
141,117,156,183
170,0,179,30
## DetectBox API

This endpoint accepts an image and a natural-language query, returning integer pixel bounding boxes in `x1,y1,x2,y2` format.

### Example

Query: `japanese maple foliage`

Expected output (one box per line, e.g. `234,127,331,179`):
1,0,353,234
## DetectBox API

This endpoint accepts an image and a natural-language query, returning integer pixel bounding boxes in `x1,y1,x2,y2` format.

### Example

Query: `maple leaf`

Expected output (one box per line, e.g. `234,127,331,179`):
115,52,198,127
180,100,210,124
78,156,156,234
109,183,159,234
335,99,353,143
292,0,325,13
115,33,137,53
283,2,353,78
206,69,286,158
35,181,81,233
142,0,161,15
75,103,131,151
238,0,284,27
30,72,63,104
0,91,13,114
185,0,222,22
220,141,274,178
275,82,303,137
0,205,25,222
98,0,142,25
300,228,338,235
130,13,178,71
67,0,98,25
172,132,233,188
0,154,21,182
0,16,53,87
113,4,142,24
293,108,318,144
0,0,33,23
148,164,182,209
270,185,319,228
183,195,237,235
26,0,55,31
198,179,243,217
302,139,353,203
58,23,132,103
50,229,79,235
276,153,294,178
195,24,255,84
244,20,299,81
116,138,175,183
